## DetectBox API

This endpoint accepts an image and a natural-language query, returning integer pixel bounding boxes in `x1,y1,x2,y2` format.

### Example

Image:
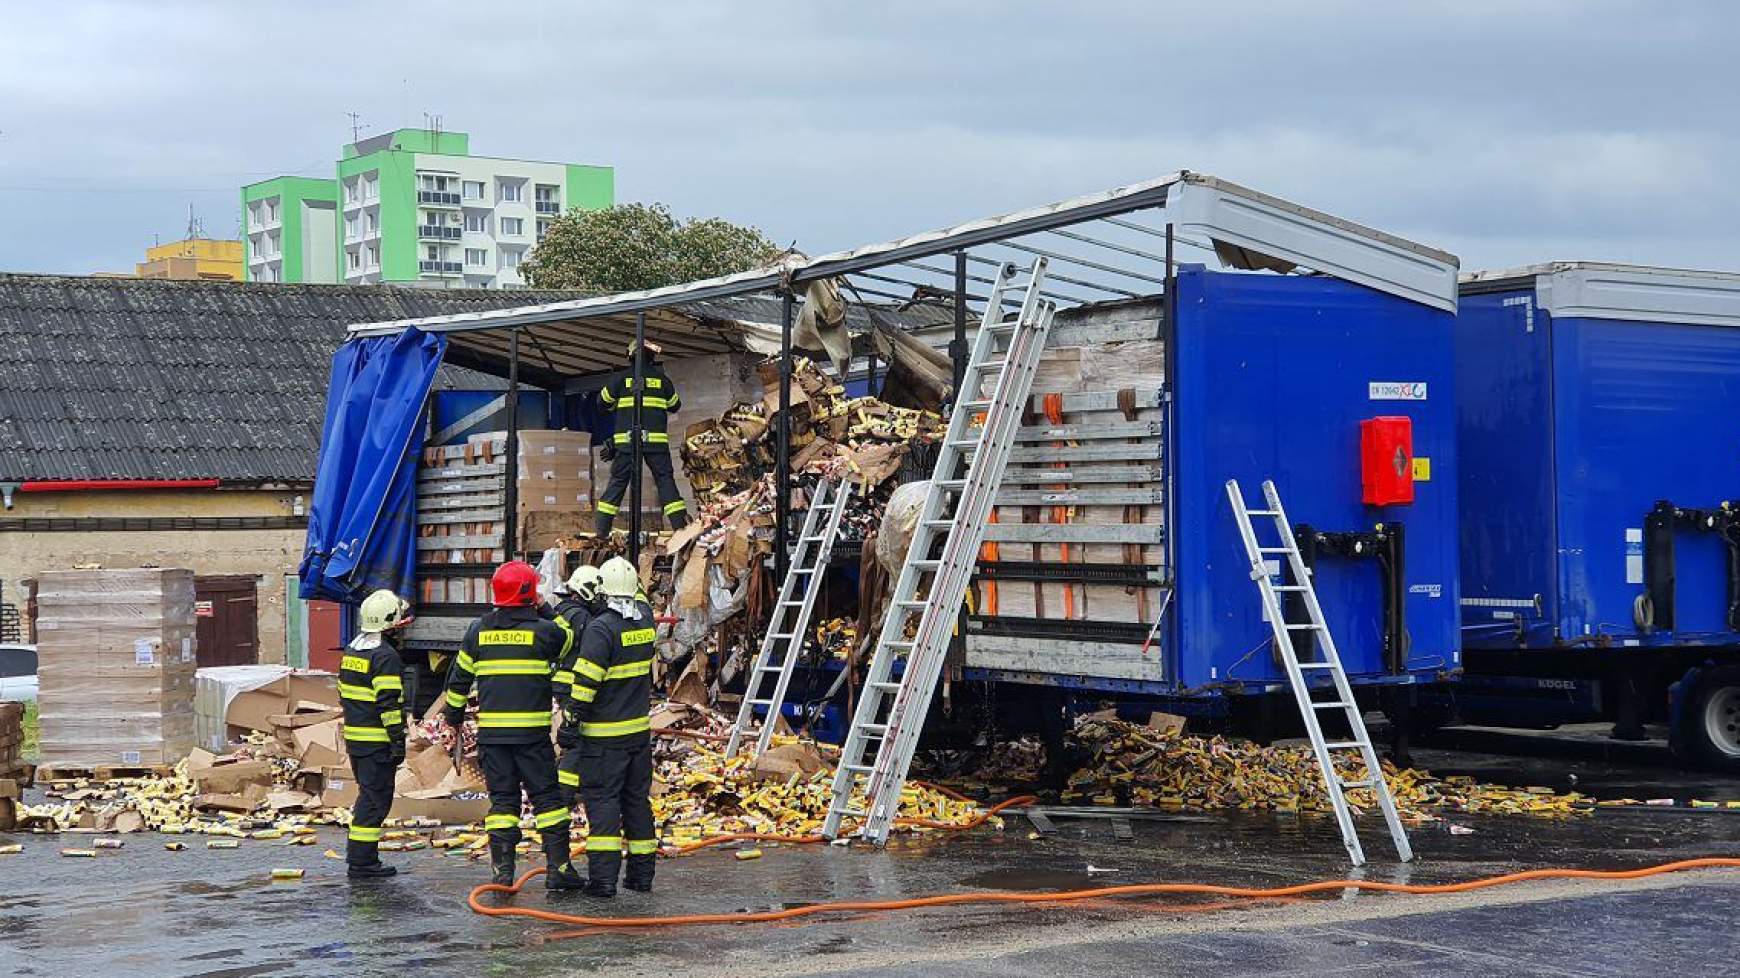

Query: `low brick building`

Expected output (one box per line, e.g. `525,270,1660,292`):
0,274,580,664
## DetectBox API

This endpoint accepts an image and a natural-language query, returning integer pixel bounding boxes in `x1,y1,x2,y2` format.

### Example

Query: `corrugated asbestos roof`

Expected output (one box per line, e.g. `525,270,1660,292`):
0,275,586,483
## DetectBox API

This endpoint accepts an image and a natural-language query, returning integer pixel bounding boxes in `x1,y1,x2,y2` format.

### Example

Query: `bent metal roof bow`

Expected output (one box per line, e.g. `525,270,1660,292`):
346,171,1460,382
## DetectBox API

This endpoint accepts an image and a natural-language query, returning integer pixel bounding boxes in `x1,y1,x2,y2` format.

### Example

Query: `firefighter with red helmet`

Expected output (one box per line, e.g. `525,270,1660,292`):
443,560,584,891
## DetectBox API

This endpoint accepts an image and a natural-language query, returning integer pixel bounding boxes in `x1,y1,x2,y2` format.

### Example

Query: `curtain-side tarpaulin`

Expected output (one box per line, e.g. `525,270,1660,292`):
299,328,446,604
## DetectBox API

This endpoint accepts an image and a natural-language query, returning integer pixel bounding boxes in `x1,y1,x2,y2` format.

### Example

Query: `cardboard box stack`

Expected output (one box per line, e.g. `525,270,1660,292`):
0,701,23,772
515,429,594,552
34,568,198,767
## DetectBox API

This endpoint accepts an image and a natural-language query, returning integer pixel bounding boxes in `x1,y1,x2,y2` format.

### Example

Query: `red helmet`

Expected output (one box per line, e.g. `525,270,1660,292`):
490,560,541,607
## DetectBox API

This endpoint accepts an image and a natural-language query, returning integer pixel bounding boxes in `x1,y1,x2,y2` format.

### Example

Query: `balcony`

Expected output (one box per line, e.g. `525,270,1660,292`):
418,225,463,240
418,190,461,206
419,260,463,275
535,200,560,215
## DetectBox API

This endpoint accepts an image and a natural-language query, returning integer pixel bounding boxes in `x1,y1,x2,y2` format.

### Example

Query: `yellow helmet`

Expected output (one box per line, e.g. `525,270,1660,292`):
358,589,410,633
566,564,604,601
599,556,640,598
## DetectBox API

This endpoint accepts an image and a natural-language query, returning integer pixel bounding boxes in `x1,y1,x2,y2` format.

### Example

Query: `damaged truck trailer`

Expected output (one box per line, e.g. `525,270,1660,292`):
307,172,1464,747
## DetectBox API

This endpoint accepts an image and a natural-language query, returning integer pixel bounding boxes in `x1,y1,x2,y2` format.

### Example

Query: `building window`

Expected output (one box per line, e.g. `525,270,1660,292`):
363,174,379,200
366,244,379,268
266,199,279,222
498,180,523,203
536,218,552,241
344,181,358,204
465,212,488,233
501,249,522,269
347,250,361,271
500,217,523,236
365,211,378,235
345,215,358,239
465,248,488,266
463,180,485,200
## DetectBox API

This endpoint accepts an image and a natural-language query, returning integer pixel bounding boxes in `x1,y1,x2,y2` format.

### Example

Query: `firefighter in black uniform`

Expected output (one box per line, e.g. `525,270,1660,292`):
551,564,604,807
341,589,411,879
443,560,584,891
594,340,690,534
558,556,659,897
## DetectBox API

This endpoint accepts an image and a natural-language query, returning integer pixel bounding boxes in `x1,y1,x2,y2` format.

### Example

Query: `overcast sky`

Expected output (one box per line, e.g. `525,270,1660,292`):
2,1,1737,277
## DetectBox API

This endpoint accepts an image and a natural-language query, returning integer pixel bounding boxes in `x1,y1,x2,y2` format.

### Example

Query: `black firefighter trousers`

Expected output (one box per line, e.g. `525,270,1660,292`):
345,748,397,866
595,443,689,534
577,735,657,888
479,740,574,868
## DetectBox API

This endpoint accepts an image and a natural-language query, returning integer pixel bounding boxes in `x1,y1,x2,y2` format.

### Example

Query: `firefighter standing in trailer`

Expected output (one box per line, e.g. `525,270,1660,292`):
558,556,659,897
341,589,412,879
593,340,691,534
443,561,585,891
551,563,604,807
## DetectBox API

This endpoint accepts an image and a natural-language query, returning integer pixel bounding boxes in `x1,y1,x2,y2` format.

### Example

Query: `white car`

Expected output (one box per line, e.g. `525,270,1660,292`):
0,643,37,702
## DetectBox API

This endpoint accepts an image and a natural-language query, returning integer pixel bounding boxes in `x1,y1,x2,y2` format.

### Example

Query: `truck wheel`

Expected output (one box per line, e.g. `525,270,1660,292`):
1678,665,1740,774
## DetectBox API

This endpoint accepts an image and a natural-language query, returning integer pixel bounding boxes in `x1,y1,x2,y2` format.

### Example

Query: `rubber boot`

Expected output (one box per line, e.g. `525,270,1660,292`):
489,836,517,887
346,838,397,879
543,829,585,892
668,510,691,532
585,851,620,898
623,854,655,893
594,513,615,536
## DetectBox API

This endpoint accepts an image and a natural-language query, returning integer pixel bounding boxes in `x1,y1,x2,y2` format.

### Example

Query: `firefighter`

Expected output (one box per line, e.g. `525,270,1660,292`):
558,556,659,897
443,560,584,891
552,564,605,806
594,340,690,534
342,589,411,879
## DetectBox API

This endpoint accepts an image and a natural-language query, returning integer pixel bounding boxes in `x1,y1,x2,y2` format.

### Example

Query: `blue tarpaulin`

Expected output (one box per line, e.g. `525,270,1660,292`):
299,329,446,603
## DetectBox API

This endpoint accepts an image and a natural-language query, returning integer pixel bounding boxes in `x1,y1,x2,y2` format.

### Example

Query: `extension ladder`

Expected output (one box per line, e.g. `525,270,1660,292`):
724,476,855,761
823,259,1057,844
1225,478,1413,866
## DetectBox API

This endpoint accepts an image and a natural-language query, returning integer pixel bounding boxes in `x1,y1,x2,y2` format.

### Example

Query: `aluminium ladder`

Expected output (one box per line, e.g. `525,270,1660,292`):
1226,478,1413,866
823,258,1057,844
724,475,855,761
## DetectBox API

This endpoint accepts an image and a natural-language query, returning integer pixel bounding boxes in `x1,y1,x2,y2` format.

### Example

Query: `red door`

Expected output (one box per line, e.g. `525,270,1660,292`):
193,576,259,666
306,600,345,673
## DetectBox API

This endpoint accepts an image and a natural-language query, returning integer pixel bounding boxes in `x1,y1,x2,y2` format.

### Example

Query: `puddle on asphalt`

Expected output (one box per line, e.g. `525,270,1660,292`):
958,867,1100,890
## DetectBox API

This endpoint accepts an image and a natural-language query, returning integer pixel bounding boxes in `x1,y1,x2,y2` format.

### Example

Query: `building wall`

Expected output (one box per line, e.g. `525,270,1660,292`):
242,177,339,283
0,488,307,664
137,238,244,281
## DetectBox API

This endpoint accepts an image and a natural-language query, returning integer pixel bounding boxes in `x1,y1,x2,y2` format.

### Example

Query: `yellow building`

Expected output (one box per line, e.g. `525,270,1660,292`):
135,238,245,281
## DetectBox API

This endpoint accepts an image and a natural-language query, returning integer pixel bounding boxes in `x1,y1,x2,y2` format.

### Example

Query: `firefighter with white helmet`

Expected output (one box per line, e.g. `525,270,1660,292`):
557,556,659,896
551,563,605,805
341,589,412,879
594,339,690,534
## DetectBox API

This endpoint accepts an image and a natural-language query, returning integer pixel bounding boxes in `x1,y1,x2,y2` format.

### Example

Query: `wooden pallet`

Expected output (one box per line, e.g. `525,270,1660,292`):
0,760,36,787
34,762,171,783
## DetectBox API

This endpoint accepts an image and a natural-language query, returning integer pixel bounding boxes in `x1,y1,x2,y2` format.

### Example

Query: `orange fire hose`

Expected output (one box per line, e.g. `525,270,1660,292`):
465,771,1740,933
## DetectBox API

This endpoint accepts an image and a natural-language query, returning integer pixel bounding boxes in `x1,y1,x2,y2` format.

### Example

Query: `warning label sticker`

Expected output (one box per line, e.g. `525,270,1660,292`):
1369,382,1428,401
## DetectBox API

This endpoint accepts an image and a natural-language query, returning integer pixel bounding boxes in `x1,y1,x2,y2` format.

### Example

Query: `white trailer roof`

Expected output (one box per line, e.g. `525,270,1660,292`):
348,171,1460,377
1461,261,1740,327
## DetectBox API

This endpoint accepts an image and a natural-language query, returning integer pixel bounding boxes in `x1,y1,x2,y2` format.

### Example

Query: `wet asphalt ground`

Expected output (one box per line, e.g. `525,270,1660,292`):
4,731,1739,978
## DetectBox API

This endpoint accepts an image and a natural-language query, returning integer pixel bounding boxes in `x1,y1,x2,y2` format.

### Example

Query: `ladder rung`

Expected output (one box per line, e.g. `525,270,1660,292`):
779,599,806,607
935,479,966,490
920,519,955,528
911,559,941,570
767,632,795,640
859,723,889,735
842,763,873,774
1311,700,1351,710
1339,778,1375,790
1257,547,1294,554
896,599,928,608
947,438,979,450
832,805,867,817
883,640,914,649
758,663,784,672
1271,585,1309,592
1283,624,1318,630
1323,741,1365,751
801,534,826,542
867,681,902,693
960,400,991,411
1245,509,1281,516
976,359,1008,370
1297,661,1337,670
747,698,774,707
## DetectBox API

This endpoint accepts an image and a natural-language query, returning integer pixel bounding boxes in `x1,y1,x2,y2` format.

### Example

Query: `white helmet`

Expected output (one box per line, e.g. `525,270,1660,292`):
599,556,640,598
566,564,604,601
359,589,410,634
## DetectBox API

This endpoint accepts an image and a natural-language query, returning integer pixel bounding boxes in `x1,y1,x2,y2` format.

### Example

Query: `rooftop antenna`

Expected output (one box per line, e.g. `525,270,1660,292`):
184,204,205,246
424,112,443,140
346,111,364,144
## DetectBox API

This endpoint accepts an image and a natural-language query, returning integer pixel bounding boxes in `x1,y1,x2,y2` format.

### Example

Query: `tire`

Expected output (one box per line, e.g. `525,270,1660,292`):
1676,664,1740,774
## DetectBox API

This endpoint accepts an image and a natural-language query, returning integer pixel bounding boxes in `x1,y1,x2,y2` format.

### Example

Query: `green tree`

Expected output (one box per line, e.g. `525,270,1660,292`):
523,202,784,292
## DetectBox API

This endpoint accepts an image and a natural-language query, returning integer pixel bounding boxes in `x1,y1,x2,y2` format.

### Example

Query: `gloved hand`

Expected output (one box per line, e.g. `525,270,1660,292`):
599,442,616,462
557,724,581,750
443,706,466,731
390,739,407,763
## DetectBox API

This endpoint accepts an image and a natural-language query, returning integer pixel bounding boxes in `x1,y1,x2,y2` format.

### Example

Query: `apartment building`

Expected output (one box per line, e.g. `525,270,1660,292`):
242,128,613,288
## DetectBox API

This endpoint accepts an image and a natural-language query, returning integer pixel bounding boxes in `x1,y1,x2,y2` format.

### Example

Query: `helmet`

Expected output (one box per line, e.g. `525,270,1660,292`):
566,564,603,602
490,560,541,607
359,589,410,633
599,556,640,598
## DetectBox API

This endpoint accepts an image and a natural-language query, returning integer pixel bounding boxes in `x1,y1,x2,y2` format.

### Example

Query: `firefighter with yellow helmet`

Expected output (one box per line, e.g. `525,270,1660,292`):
594,340,690,534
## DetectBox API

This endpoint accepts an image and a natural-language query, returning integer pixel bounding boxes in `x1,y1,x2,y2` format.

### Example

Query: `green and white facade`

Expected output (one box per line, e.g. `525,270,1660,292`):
242,129,613,288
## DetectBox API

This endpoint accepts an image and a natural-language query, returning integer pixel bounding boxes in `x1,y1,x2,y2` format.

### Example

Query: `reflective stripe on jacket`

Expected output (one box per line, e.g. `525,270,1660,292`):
446,606,574,744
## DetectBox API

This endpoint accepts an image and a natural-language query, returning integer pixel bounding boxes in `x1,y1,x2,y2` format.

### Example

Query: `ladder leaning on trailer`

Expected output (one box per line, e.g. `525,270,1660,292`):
823,258,1058,845
1226,477,1413,866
